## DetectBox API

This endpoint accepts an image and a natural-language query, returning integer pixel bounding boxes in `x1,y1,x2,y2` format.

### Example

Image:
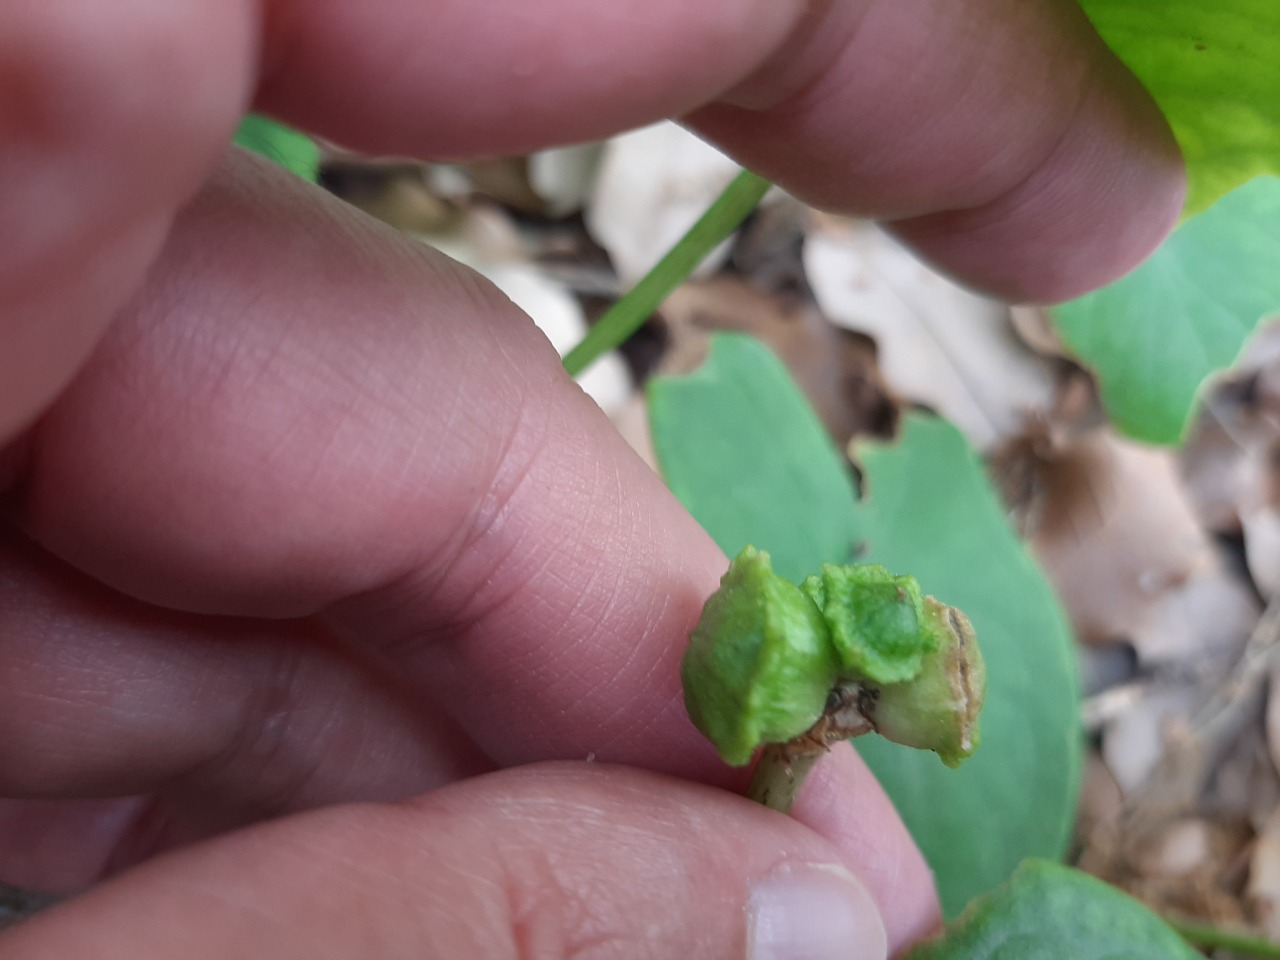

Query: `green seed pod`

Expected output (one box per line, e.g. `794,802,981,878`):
802,564,931,685
862,597,985,767
681,546,838,766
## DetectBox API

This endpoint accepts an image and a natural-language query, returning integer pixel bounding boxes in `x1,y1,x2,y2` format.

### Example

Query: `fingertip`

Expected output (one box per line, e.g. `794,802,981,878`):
692,0,1187,305
886,57,1186,304
789,744,942,951
0,765,907,960
0,0,256,440
747,861,888,960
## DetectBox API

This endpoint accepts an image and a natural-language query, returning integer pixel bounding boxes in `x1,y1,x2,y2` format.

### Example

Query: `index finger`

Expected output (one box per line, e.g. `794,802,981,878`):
3,149,940,945
4,0,1182,438
257,0,1184,300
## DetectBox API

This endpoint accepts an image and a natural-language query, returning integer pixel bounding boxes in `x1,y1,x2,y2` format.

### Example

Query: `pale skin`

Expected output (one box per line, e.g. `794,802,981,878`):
0,1,1182,957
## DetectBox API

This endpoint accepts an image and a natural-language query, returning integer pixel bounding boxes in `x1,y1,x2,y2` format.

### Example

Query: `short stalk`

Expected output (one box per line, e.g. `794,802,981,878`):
747,743,824,812
746,681,874,814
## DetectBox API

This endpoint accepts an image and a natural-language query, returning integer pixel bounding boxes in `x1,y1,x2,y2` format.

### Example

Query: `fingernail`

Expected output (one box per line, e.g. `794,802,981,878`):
747,863,888,960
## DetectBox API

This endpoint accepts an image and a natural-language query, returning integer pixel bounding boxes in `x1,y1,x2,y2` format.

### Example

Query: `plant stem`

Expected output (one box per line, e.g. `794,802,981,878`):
747,744,823,813
746,682,875,814
1169,917,1280,957
561,168,771,377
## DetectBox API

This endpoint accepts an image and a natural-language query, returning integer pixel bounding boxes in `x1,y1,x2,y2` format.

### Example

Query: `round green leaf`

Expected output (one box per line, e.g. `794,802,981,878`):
1051,176,1280,444
905,860,1201,960
850,416,1080,917
1082,0,1280,215
647,333,859,584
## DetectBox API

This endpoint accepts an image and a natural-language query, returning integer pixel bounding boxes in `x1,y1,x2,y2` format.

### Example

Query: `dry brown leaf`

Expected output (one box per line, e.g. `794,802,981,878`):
1009,305,1070,358
1180,406,1256,535
803,215,1057,451
1206,721,1280,828
464,157,545,213
1251,809,1280,939
657,276,894,448
1076,750,1125,862
325,164,459,234
1130,818,1218,879
587,123,742,287
1265,664,1280,778
1102,686,1201,795
528,143,605,218
1181,322,1280,540
1131,567,1259,665
1247,502,1280,597
415,203,526,267
1027,430,1248,654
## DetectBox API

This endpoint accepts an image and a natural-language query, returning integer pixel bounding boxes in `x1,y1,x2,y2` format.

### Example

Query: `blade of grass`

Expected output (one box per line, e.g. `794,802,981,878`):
1170,917,1280,957
562,168,771,376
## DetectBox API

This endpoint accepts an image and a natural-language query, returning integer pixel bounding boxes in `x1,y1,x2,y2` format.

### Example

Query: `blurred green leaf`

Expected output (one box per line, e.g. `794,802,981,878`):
1082,0,1280,215
905,860,1200,960
1051,176,1280,444
849,415,1079,917
648,333,858,584
648,334,1080,916
233,114,320,182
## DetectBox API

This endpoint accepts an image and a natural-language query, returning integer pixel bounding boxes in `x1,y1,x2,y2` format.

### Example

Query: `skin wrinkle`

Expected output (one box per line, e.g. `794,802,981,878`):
426,403,615,644
715,0,854,110
0,535,487,822
427,448,693,762
257,0,805,156
898,49,1095,233
183,639,315,810
0,795,149,888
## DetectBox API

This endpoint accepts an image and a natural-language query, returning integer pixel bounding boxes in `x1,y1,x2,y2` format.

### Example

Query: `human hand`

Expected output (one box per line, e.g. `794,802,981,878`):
0,2,1182,958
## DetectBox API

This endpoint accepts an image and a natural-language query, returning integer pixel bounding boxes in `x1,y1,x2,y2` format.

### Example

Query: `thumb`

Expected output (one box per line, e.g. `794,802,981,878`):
1,764,909,960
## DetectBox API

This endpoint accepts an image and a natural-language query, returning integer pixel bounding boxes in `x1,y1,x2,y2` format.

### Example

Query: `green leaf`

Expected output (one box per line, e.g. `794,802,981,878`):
905,860,1201,960
647,333,859,584
849,416,1080,917
233,114,320,182
1051,175,1280,444
648,334,1080,915
1081,0,1280,215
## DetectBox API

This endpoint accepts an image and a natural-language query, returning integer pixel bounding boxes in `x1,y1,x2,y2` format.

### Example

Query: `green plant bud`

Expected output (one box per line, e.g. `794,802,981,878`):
863,597,985,767
681,546,838,766
802,564,931,685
